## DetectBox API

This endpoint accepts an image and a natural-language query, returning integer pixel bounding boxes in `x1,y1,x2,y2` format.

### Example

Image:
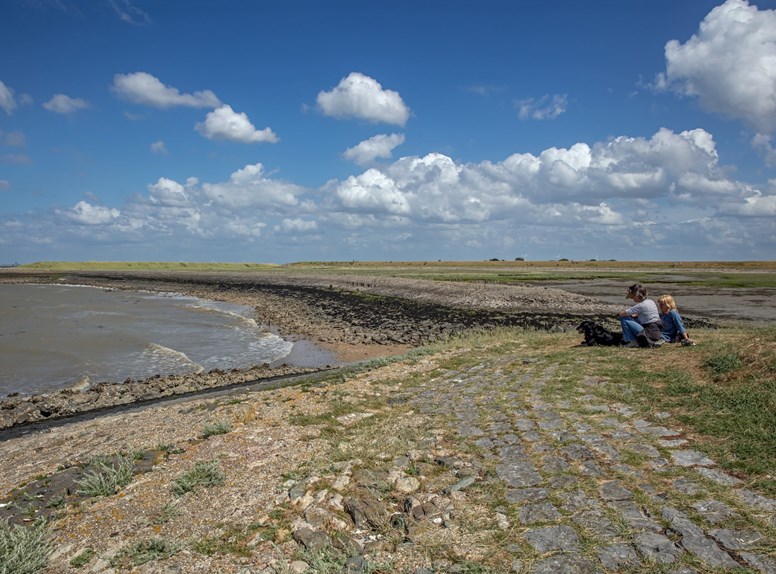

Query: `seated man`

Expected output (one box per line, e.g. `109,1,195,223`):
618,283,664,348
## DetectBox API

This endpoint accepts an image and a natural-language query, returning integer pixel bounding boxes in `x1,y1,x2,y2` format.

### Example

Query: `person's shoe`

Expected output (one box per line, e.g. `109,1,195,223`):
624,340,639,347
636,334,650,348
681,338,696,347
651,339,664,347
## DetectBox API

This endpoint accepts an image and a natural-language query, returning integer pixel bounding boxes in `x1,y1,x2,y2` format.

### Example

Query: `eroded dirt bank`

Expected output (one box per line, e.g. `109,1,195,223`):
0,270,720,430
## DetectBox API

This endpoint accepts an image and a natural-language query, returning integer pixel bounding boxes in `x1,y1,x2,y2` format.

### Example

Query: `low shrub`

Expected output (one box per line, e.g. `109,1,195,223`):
200,420,232,438
75,455,135,497
172,460,224,497
0,518,53,574
109,537,179,568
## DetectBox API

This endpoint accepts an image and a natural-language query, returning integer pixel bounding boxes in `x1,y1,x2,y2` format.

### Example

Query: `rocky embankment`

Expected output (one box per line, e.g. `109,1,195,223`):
0,364,323,434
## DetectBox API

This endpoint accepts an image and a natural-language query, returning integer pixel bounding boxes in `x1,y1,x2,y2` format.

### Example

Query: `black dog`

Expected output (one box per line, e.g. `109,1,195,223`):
577,320,623,346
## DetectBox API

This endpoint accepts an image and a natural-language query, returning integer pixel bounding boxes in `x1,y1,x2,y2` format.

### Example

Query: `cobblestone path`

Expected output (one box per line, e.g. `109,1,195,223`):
408,356,776,573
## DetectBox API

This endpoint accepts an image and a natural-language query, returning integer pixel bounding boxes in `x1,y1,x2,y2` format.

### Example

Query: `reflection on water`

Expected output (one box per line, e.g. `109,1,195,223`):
0,284,293,396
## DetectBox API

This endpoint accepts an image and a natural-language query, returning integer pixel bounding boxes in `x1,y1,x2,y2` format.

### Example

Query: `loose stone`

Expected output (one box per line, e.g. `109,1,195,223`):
599,480,633,501
694,466,742,486
670,449,716,467
518,502,562,525
524,525,580,553
442,475,476,495
634,531,682,564
506,487,548,503
708,528,764,551
530,554,597,574
496,461,543,488
690,499,739,524
597,543,640,571
662,507,739,569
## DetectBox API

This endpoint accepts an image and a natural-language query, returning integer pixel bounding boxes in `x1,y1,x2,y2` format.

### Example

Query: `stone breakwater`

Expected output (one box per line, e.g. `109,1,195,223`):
0,270,716,431
0,364,320,432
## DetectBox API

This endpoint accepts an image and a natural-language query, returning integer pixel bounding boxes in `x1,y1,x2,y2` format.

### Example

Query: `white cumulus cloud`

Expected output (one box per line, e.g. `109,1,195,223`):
59,201,120,225
12,126,774,261
317,72,410,126
659,0,776,133
43,94,89,114
343,133,405,166
147,177,190,207
112,72,221,109
335,168,412,215
200,163,302,209
327,128,757,229
195,105,279,144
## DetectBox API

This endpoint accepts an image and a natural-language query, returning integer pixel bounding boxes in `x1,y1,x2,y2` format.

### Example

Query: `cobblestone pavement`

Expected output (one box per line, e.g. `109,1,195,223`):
408,356,776,573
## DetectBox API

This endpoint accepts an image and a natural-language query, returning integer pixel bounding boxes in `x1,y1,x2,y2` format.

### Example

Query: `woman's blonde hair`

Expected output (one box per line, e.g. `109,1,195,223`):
658,294,677,311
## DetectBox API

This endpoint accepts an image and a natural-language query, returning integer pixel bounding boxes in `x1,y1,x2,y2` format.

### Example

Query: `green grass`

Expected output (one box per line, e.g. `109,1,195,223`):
21,261,279,271
703,352,742,375
288,398,360,427
75,455,135,497
191,524,260,557
570,327,776,494
109,537,180,569
0,519,52,574
147,502,181,526
69,548,95,568
200,419,232,438
15,259,776,288
287,545,392,574
171,460,225,497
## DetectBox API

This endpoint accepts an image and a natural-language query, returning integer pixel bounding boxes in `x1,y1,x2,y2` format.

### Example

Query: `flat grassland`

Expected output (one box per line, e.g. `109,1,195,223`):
12,259,776,323
18,258,776,289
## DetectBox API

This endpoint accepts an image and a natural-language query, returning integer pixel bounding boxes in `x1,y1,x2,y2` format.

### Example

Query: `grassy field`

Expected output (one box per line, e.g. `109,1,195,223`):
21,261,281,272
17,259,776,289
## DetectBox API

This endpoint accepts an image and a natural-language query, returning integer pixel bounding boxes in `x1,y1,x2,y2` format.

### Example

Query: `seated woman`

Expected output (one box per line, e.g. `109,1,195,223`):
618,283,664,348
658,294,696,346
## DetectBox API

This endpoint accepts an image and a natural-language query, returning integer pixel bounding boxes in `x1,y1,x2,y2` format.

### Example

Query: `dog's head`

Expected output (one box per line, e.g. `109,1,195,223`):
576,320,596,340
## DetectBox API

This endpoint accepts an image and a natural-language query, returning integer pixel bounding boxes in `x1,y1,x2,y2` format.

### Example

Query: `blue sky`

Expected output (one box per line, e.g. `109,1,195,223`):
1,0,775,264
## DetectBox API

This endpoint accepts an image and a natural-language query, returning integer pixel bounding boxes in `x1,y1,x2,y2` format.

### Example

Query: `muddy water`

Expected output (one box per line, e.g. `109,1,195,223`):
0,284,294,396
